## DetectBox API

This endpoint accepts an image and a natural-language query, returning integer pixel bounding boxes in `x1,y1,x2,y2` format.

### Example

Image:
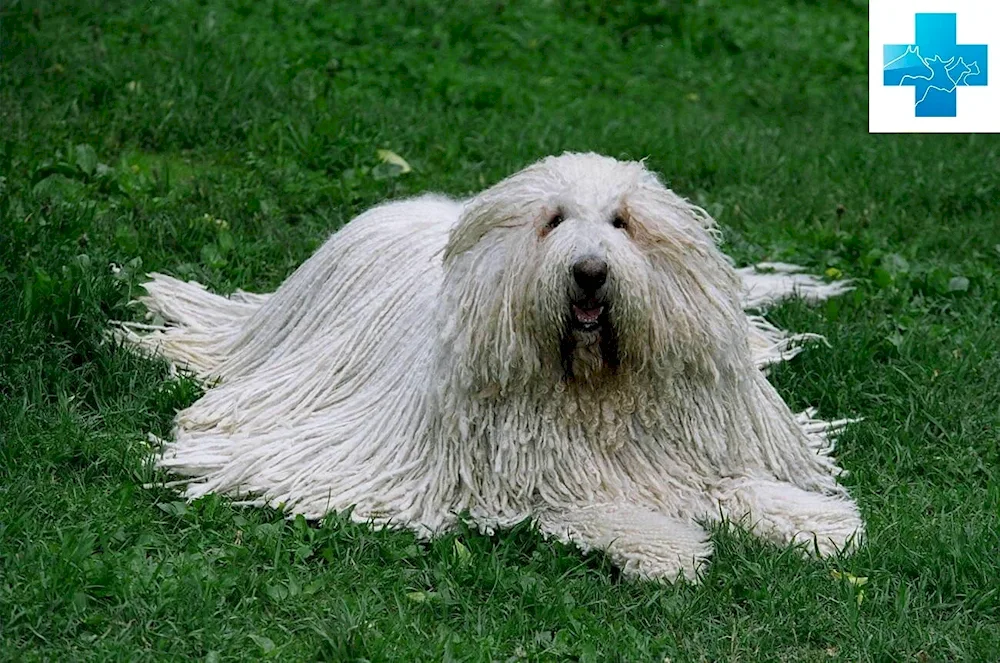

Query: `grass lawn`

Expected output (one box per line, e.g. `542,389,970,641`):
3,0,1000,659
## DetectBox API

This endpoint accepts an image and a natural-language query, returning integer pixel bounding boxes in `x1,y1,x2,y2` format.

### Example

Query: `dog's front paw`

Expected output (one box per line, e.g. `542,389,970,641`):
538,506,714,583
614,528,714,583
717,478,864,557
785,500,865,557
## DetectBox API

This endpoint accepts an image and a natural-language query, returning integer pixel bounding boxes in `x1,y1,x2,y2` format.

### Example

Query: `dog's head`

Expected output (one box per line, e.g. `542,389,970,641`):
440,153,749,391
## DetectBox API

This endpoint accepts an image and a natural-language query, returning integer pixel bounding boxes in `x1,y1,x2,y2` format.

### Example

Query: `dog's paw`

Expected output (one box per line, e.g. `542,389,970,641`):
614,530,714,583
716,477,865,557
596,511,714,583
785,500,865,557
537,505,714,582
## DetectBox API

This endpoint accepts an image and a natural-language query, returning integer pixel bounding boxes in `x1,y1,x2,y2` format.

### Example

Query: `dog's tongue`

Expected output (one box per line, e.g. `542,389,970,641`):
573,304,603,324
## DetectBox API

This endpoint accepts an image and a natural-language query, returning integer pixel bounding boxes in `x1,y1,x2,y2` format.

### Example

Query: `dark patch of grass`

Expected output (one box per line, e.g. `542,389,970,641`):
3,0,1000,659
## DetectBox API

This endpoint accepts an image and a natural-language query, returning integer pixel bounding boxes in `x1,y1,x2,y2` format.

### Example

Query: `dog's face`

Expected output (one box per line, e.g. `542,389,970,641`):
441,153,748,390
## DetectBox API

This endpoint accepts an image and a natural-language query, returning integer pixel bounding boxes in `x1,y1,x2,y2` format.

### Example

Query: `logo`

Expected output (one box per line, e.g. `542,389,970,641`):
883,14,987,117
870,1,999,133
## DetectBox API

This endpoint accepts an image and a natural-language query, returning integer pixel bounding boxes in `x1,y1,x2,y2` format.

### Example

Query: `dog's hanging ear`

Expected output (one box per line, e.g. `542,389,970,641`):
623,174,730,272
445,159,562,264
445,196,510,263
623,171,750,376
445,175,534,264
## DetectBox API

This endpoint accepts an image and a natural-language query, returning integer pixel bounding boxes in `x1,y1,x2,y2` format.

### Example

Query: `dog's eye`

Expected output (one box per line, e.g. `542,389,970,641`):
612,214,628,230
546,212,564,230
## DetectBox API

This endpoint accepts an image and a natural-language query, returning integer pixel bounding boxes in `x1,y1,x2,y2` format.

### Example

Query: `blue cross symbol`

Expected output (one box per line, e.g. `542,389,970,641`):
883,13,987,117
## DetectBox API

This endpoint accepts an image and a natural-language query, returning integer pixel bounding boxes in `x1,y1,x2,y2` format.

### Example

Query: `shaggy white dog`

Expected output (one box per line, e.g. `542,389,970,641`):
117,152,863,581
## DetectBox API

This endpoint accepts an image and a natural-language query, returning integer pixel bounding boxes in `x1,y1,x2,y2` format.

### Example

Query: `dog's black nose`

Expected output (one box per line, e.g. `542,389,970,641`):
573,257,608,292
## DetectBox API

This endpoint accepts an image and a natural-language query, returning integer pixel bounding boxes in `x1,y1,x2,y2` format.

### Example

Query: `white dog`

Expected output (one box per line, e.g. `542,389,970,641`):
118,153,863,581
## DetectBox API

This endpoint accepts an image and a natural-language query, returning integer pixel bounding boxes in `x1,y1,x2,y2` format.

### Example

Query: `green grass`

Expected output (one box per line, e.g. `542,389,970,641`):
3,0,1000,659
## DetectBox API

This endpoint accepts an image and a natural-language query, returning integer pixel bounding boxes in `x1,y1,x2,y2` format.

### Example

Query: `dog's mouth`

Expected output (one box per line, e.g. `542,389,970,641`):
560,298,620,380
570,301,604,332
